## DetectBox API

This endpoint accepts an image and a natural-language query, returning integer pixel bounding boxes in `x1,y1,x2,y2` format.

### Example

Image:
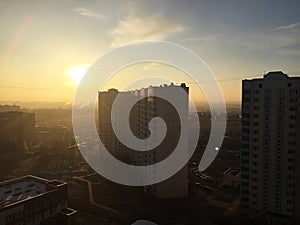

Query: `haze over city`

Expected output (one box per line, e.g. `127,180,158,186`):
1,1,300,225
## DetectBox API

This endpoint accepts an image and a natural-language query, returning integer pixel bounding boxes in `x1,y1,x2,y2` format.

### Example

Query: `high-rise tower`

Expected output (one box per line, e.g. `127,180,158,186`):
241,71,300,224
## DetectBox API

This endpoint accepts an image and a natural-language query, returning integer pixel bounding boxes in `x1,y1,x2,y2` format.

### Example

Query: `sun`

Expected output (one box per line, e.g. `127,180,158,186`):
69,66,87,84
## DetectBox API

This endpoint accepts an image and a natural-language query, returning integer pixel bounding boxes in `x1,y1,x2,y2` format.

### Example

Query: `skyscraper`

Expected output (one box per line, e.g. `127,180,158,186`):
98,88,124,158
98,83,189,198
241,71,300,225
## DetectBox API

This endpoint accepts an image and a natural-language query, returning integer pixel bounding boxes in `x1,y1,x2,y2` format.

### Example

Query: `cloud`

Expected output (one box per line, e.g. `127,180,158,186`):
180,34,224,42
73,7,105,19
232,33,299,49
229,27,300,56
275,22,300,31
110,14,184,47
143,62,163,71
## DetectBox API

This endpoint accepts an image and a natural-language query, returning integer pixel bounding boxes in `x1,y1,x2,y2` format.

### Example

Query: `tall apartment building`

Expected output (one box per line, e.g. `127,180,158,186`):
98,83,189,198
240,71,300,225
98,89,122,158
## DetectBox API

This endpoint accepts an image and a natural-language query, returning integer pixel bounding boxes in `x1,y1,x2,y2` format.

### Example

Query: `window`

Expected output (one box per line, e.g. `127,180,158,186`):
242,136,250,141
288,149,295,154
254,98,259,102
243,97,251,102
289,115,296,120
244,89,251,94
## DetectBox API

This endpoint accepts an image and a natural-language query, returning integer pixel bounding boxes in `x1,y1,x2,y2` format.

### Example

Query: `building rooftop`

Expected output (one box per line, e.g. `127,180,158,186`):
244,71,300,81
0,175,66,209
223,168,240,176
40,208,78,225
60,207,77,216
264,71,288,80
103,82,187,93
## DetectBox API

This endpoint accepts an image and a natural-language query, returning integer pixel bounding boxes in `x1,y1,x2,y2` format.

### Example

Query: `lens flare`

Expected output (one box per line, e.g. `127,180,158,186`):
69,66,86,84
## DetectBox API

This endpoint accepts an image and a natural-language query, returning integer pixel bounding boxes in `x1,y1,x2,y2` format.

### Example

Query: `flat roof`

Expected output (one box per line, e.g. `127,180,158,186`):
0,175,66,210
223,168,240,176
60,207,77,216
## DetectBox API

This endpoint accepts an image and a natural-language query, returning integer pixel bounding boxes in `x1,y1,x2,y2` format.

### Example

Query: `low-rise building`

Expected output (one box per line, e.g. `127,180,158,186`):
223,168,240,187
0,175,77,225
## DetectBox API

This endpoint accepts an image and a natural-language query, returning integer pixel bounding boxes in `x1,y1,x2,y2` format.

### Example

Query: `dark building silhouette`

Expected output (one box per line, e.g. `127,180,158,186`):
241,71,300,224
98,83,189,198
0,110,35,153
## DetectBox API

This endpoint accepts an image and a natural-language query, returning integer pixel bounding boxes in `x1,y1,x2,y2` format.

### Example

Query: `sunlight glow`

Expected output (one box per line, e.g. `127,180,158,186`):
69,66,87,84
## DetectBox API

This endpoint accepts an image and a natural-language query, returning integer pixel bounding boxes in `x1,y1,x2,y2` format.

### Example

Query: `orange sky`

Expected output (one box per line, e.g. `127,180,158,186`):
0,0,299,104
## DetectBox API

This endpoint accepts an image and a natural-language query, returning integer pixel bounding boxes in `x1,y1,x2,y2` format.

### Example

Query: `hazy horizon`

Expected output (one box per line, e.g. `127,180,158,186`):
1,0,300,103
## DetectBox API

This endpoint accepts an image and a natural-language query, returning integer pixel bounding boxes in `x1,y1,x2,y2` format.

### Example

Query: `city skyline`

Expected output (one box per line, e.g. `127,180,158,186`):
0,0,300,103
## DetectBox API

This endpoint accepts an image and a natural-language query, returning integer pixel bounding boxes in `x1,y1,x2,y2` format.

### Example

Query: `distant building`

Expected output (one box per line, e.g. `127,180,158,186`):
0,175,77,225
98,83,189,199
0,110,35,151
0,105,21,113
240,71,300,224
223,168,240,187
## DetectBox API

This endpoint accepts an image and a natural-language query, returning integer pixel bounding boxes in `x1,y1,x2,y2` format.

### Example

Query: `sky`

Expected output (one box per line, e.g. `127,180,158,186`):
0,0,299,104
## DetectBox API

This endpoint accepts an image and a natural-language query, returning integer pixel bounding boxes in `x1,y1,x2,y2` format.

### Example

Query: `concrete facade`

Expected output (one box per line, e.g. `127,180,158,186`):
98,83,189,199
241,71,300,224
